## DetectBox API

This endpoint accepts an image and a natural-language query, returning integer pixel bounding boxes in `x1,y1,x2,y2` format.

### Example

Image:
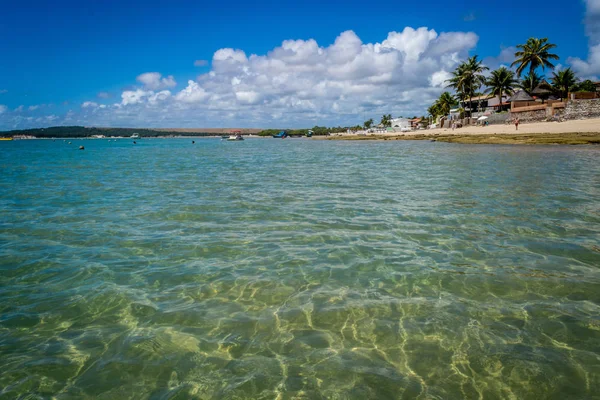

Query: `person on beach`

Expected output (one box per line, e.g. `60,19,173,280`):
514,117,519,131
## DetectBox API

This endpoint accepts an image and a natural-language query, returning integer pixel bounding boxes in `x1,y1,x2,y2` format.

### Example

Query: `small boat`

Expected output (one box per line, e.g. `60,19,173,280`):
272,131,287,138
227,134,244,141
131,133,140,139
0,137,13,141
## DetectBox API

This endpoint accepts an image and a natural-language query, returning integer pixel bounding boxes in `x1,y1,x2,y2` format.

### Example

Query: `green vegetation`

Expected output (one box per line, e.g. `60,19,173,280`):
446,56,488,118
551,67,577,100
0,126,220,138
380,114,392,127
428,92,457,120
428,92,458,120
575,79,597,92
1,125,359,139
257,126,348,137
518,71,545,95
486,67,518,107
511,37,559,77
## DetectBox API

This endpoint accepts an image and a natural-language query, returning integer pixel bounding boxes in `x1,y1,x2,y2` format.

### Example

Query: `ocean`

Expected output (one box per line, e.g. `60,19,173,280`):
1,137,599,399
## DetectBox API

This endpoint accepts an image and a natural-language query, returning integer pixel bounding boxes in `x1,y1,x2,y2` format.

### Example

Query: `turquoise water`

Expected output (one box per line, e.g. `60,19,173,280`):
1,138,600,399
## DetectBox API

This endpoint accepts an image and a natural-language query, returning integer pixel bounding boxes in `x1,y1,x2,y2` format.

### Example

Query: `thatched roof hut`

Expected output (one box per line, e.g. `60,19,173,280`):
508,90,534,102
532,80,552,96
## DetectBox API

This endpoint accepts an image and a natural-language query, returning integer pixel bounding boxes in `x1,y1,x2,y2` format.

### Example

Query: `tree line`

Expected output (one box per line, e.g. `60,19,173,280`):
0,126,226,138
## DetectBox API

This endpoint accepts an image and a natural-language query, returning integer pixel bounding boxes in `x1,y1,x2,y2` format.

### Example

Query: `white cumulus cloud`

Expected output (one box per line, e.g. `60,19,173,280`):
0,105,6,114
121,89,152,105
136,72,177,90
174,81,208,103
568,0,600,79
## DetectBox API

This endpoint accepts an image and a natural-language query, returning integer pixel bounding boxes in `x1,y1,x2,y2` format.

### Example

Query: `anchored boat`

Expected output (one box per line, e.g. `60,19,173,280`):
227,134,244,141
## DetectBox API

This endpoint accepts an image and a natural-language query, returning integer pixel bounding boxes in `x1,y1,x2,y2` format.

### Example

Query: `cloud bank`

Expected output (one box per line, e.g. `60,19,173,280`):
3,27,484,129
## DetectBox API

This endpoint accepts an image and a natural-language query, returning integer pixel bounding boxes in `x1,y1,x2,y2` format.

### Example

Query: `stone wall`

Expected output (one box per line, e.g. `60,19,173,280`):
509,109,547,122
564,98,600,120
486,112,511,125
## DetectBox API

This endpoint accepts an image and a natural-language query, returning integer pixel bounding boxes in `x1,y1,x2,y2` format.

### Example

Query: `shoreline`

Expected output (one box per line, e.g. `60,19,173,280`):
317,132,600,145
317,118,600,145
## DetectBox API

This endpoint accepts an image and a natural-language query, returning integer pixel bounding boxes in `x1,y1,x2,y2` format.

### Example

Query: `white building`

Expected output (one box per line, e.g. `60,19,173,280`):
390,118,411,131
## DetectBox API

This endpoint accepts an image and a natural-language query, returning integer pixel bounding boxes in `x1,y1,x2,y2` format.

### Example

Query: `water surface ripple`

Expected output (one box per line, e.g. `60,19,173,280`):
1,138,600,399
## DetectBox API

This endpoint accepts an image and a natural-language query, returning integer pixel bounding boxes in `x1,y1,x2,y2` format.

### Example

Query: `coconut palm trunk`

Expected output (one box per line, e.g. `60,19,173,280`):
498,90,502,111
469,90,473,120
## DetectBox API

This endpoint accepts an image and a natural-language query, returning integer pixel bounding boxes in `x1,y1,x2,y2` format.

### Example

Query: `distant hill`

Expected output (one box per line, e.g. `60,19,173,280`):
0,126,264,138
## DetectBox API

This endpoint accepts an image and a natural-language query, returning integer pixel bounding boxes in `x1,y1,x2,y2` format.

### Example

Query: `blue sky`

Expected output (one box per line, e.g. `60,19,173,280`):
0,0,597,129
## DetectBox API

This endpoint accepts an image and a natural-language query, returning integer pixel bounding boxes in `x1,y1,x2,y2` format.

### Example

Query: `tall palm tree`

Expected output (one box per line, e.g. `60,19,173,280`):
486,67,518,112
446,56,488,118
446,63,469,102
550,67,577,101
518,71,543,95
511,37,559,77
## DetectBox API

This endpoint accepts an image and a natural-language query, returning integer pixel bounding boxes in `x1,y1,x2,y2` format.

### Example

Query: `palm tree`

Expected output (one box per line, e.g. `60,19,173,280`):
436,92,457,116
428,102,441,119
486,67,518,112
364,119,374,129
380,114,392,127
446,63,469,104
550,67,577,101
511,37,559,77
518,71,543,95
446,56,488,118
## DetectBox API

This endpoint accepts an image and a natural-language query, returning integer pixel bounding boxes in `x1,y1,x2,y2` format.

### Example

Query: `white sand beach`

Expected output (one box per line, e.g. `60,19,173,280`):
427,118,600,136
331,118,600,138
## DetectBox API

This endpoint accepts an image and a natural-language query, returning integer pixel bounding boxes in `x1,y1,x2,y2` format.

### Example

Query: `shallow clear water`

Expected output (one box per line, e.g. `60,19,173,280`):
1,138,600,399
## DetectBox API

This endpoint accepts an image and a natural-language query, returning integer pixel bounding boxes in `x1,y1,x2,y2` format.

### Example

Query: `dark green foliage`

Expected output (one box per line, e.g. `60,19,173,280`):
511,37,559,77
486,67,518,110
258,126,350,136
0,126,218,138
550,68,577,100
574,80,597,92
518,71,544,95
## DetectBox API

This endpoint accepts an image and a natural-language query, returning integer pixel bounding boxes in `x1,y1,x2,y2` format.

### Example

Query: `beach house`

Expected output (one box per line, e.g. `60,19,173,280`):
462,94,511,114
390,118,411,131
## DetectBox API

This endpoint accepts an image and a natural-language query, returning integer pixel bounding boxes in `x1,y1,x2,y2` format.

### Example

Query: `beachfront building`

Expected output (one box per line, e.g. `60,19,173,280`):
409,118,422,129
390,118,411,131
508,90,535,110
461,94,511,114
448,108,461,121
